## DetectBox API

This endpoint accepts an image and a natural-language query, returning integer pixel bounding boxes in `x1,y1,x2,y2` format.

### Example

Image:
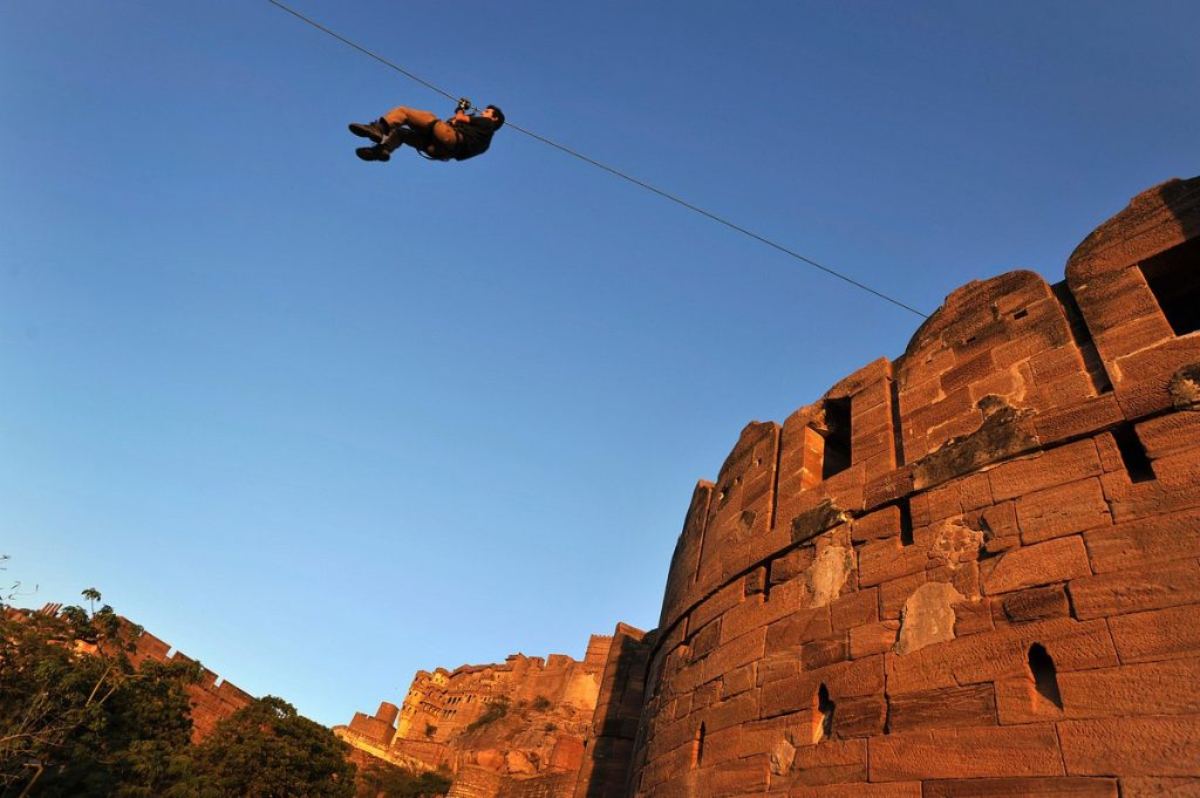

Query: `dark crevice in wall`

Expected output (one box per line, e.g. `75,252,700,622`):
769,426,783,531
693,723,705,768
1111,423,1156,483
899,499,914,546
889,377,906,467
1052,281,1113,395
691,489,713,586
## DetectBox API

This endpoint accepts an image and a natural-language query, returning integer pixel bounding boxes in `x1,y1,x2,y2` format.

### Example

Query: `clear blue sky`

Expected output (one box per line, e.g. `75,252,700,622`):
2,1,1196,727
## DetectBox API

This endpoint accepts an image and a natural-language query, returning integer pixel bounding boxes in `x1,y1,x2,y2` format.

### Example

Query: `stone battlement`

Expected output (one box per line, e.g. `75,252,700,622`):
626,175,1200,797
122,620,255,741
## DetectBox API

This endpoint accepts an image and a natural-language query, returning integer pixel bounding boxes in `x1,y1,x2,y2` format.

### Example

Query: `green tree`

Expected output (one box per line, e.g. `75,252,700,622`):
0,590,200,796
356,761,451,798
185,696,356,798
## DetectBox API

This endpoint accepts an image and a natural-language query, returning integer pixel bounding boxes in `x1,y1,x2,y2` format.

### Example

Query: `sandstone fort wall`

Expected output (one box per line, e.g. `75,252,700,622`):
626,176,1200,797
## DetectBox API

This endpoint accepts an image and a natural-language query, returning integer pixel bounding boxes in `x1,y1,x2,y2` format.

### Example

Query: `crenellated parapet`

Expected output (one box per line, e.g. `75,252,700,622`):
631,175,1200,796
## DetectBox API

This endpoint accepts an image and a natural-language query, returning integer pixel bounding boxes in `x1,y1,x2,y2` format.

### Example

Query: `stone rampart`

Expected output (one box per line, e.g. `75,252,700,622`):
628,175,1200,796
124,622,255,741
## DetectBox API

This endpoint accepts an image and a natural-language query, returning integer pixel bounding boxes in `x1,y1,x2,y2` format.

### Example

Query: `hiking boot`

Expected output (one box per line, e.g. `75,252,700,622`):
348,118,390,143
355,145,391,162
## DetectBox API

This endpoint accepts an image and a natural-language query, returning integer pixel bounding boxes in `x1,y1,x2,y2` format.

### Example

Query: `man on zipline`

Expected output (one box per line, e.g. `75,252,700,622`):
349,101,504,163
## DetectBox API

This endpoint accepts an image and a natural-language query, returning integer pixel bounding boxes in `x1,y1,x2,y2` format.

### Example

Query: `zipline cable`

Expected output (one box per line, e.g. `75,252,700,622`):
266,0,930,319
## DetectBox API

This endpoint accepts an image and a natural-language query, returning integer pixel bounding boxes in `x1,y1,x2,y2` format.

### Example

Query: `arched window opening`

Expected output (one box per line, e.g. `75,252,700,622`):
1028,643,1063,709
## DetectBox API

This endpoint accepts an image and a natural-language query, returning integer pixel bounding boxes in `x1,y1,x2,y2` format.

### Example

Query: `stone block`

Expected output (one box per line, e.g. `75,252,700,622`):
1059,715,1200,777
1138,411,1200,459
1001,585,1072,623
983,536,1092,595
1119,777,1200,797
830,588,879,632
688,580,743,632
791,738,867,785
1015,477,1112,544
800,636,849,670
721,663,756,700
1108,603,1200,663
886,683,997,734
787,783,922,798
833,693,887,739
770,546,814,585
1058,659,1200,719
858,538,930,588
702,690,759,733
879,571,929,620
952,599,995,636
1068,560,1200,620
868,725,1064,780
922,777,1118,797
702,627,766,683
1034,394,1124,445
1082,507,1200,574
706,753,769,796
988,439,1102,501
849,620,900,659
765,607,832,653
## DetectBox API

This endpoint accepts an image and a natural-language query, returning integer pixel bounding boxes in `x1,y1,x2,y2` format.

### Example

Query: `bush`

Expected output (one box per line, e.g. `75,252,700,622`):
465,698,509,732
531,695,551,711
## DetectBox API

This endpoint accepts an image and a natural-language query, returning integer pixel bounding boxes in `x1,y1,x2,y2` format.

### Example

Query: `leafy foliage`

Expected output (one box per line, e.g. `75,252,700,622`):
1,589,364,798
182,696,356,798
0,590,199,796
356,761,451,798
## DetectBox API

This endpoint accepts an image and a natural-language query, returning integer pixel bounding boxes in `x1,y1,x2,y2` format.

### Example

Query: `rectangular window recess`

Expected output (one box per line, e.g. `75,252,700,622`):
821,397,853,480
1141,236,1200,336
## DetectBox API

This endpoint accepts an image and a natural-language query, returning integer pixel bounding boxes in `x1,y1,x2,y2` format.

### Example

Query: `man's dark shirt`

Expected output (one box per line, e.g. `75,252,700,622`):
451,116,498,161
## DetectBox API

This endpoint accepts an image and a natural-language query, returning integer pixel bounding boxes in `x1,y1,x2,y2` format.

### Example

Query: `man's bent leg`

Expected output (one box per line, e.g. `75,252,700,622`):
383,106,440,130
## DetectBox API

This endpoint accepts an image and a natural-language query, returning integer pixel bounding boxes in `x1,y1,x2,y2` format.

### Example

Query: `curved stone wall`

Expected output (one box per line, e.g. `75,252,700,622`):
632,176,1200,796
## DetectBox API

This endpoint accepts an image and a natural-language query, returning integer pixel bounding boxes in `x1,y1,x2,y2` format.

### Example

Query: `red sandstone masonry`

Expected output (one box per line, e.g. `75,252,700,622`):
615,177,1200,797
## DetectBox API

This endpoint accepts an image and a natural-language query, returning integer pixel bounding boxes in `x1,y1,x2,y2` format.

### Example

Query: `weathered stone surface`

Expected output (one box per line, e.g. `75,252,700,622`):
923,777,1118,797
868,725,1065,780
886,684,998,733
895,582,965,654
983,536,1092,595
1060,716,1200,777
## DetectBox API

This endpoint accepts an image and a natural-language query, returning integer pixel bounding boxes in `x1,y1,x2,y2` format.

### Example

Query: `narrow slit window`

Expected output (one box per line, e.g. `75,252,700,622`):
812,683,835,743
821,397,853,480
899,500,914,547
1112,424,1155,483
693,722,705,767
1028,643,1063,709
1141,236,1200,336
